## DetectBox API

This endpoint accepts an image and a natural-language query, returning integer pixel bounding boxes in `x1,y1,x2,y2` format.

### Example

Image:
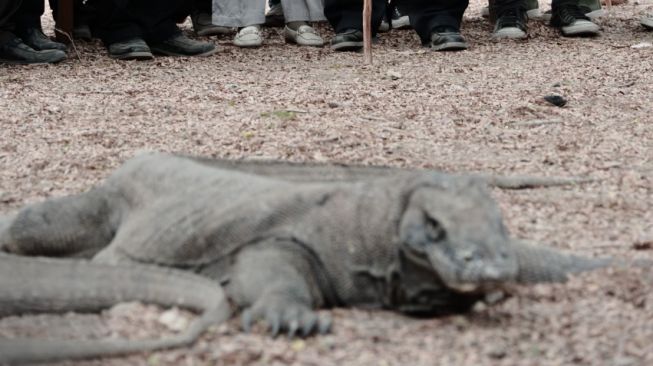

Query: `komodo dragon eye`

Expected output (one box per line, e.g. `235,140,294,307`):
424,215,446,242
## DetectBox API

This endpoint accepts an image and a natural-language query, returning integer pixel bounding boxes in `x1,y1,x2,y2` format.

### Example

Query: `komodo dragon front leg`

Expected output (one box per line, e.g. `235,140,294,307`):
226,239,334,337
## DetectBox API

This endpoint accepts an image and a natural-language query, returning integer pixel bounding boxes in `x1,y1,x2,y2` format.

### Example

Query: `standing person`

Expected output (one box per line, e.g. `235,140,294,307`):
324,0,386,51
0,0,67,64
190,0,231,36
213,0,325,48
326,0,468,52
85,0,216,60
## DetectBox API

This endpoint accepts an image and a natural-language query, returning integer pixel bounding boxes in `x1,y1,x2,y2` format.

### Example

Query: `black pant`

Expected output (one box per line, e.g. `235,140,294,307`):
324,0,468,43
0,0,20,44
86,0,189,45
401,0,469,43
193,0,211,14
324,0,387,35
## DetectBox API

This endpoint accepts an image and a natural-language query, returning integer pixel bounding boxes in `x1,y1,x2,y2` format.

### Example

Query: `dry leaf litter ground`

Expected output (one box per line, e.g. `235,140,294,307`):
1,0,653,365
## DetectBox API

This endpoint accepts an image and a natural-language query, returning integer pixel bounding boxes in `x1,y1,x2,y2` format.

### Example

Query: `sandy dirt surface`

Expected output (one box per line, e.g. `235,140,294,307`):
1,1,652,365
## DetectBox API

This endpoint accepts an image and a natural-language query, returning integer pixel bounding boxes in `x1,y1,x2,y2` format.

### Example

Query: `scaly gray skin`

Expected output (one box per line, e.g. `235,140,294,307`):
0,152,609,363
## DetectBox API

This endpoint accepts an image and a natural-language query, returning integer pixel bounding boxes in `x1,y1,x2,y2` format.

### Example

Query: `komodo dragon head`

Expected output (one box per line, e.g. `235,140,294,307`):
398,175,519,293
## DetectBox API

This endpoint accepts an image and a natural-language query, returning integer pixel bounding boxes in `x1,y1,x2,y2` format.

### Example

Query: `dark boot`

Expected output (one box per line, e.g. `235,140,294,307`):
0,35,66,64
149,33,216,57
17,28,67,51
107,38,153,60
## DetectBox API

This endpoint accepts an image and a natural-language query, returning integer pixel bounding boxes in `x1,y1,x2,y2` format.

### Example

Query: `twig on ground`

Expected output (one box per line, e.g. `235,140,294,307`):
54,27,81,61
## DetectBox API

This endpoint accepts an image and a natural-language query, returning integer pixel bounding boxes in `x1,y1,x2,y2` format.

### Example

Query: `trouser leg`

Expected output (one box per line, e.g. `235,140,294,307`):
323,0,386,34
87,0,185,45
13,0,44,31
193,0,211,14
0,0,21,44
400,0,469,43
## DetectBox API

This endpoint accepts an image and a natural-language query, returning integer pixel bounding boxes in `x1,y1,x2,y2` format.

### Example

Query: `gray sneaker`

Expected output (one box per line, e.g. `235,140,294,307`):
550,4,600,36
108,38,153,60
542,0,603,21
0,35,66,64
191,12,232,36
284,25,324,47
642,15,653,30
234,26,263,48
150,34,217,57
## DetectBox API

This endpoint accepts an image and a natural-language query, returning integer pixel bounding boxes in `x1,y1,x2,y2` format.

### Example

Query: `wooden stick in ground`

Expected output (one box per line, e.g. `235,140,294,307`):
363,0,372,64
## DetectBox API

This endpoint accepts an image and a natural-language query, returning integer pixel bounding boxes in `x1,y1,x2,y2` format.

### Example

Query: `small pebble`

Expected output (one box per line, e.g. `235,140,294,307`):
544,94,567,107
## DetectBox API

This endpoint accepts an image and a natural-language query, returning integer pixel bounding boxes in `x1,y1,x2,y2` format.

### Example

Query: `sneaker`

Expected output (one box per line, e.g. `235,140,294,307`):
234,26,263,47
642,15,653,30
542,0,603,21
265,2,285,27
331,29,364,51
150,33,217,56
108,38,153,60
284,25,324,47
192,12,232,36
17,28,67,51
430,27,468,51
493,6,528,39
0,35,66,64
551,4,600,36
482,0,541,19
391,7,411,29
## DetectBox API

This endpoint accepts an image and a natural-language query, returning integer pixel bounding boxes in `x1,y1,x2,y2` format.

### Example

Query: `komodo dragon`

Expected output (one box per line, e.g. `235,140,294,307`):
0,152,610,364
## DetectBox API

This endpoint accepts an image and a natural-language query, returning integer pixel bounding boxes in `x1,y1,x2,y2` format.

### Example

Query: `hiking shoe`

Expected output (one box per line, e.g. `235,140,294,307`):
551,4,600,36
331,29,363,51
234,26,263,47
18,28,67,51
284,25,324,46
191,12,232,36
642,15,653,30
430,27,468,51
482,0,541,19
0,35,66,64
391,7,411,29
150,33,217,56
73,23,93,40
265,2,285,27
108,38,153,60
493,6,528,39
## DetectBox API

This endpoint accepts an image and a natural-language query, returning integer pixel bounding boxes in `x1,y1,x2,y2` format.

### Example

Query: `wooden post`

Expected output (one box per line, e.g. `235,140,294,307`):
363,0,372,65
56,0,74,43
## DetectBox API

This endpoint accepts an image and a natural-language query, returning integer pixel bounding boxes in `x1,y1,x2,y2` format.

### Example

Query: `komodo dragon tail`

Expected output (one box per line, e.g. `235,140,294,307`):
0,254,230,365
510,240,615,284
181,153,593,189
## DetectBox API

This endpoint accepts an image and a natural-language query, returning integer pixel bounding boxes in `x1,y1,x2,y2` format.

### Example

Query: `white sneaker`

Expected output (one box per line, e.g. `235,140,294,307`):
642,15,653,30
284,25,324,47
234,26,263,48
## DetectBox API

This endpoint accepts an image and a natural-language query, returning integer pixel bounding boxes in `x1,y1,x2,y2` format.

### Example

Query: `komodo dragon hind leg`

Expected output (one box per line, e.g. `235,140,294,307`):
509,240,612,284
0,187,118,258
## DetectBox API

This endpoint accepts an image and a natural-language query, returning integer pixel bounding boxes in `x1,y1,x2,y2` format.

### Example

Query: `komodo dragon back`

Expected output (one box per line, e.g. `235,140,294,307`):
0,253,230,365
